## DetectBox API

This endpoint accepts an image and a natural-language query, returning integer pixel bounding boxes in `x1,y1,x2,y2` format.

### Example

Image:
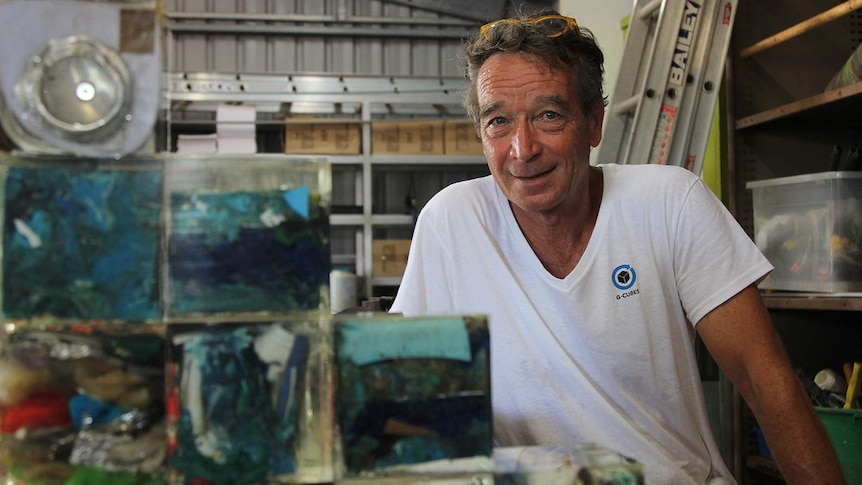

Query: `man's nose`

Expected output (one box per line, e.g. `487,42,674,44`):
510,121,540,161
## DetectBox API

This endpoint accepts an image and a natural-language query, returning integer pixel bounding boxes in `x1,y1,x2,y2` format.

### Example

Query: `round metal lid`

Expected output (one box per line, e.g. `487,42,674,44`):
18,35,131,140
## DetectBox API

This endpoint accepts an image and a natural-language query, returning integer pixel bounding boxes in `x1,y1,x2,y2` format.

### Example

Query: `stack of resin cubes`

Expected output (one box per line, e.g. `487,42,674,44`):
162,156,334,484
0,153,337,484
0,153,641,484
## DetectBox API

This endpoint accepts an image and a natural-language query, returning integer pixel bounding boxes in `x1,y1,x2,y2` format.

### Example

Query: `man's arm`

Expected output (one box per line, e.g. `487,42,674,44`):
696,284,845,485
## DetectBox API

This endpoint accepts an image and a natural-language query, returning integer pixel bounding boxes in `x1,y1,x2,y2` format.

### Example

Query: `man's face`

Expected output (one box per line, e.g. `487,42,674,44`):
476,52,603,215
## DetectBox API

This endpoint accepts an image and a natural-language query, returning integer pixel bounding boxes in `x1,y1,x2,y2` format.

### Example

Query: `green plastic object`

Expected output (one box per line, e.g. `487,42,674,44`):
826,44,862,91
816,407,862,485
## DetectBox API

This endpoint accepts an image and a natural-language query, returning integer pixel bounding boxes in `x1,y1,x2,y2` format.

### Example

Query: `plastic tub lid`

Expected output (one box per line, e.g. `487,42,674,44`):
746,171,862,189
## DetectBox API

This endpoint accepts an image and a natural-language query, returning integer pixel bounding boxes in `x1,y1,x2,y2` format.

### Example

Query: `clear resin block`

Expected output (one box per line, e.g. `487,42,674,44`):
333,314,492,480
165,315,334,484
493,445,644,485
0,322,167,484
0,154,163,322
164,155,332,318
334,445,643,485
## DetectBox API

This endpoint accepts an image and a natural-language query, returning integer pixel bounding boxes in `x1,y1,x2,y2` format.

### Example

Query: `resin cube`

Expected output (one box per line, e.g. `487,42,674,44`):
0,154,163,322
165,316,333,484
0,322,167,484
334,314,491,479
165,155,332,317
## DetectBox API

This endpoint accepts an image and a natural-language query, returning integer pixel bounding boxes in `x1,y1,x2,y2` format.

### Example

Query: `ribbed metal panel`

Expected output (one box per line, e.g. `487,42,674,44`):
161,0,498,77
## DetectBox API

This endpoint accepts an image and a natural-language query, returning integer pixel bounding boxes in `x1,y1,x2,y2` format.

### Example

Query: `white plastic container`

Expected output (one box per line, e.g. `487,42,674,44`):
815,368,848,394
330,268,357,313
747,171,862,293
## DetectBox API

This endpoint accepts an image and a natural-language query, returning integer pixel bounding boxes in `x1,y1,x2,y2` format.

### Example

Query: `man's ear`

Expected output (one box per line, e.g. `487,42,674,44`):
589,102,605,148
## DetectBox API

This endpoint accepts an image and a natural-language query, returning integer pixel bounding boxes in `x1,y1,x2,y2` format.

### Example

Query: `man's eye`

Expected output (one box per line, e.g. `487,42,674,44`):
535,111,568,131
491,116,507,125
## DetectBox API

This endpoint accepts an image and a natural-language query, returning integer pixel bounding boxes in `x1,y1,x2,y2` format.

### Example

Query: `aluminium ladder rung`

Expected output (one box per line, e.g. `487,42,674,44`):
597,0,737,176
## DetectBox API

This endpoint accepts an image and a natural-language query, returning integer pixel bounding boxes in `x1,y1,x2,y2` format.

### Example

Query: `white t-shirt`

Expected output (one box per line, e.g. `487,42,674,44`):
390,163,773,484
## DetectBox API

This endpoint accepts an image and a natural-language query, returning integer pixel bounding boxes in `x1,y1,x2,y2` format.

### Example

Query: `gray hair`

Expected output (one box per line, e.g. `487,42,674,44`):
462,10,607,131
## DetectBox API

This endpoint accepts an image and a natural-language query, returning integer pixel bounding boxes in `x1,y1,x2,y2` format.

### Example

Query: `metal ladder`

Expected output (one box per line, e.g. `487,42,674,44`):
597,0,737,175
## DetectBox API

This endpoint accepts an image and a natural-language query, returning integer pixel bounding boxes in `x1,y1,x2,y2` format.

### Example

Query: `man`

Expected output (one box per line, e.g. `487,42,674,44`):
390,10,845,485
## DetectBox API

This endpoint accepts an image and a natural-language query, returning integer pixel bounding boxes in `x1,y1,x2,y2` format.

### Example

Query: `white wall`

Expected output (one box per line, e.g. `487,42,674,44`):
559,0,635,105
559,0,635,163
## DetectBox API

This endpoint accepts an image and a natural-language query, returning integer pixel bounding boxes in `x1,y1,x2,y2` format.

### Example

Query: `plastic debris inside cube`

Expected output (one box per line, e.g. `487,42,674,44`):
334,314,492,479
165,155,332,317
493,444,644,484
0,154,163,322
165,316,333,484
0,322,167,484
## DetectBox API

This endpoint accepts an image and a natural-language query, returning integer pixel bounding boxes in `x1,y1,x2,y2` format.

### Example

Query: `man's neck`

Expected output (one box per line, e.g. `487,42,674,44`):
511,166,603,278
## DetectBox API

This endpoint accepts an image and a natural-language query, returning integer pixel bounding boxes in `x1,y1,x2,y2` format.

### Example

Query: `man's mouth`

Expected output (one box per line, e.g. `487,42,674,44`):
515,166,554,180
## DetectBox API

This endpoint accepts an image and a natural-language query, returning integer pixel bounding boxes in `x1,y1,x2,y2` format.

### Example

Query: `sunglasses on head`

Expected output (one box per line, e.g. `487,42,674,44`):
480,14,580,39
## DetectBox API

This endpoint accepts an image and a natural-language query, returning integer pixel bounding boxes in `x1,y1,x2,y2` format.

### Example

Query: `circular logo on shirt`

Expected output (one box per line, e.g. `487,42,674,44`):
611,264,637,290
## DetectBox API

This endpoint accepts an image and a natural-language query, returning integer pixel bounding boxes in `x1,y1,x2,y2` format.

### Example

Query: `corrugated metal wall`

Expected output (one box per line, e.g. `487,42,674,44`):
162,0,555,77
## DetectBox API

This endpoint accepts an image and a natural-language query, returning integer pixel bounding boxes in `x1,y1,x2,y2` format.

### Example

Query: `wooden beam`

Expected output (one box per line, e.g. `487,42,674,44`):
740,0,862,59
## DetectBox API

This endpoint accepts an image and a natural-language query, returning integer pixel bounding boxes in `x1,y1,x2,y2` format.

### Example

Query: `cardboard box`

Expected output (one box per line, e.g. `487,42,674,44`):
372,239,411,277
372,120,444,155
444,120,483,156
284,119,361,155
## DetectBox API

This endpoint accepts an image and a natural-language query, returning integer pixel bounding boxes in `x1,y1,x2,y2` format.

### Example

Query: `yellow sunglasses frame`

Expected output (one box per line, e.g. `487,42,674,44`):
480,15,580,39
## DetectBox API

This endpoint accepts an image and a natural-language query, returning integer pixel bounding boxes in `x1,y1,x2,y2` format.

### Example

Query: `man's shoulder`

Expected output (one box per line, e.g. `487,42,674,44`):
601,163,700,193
601,162,697,179
416,175,498,229
428,174,496,207
441,173,494,192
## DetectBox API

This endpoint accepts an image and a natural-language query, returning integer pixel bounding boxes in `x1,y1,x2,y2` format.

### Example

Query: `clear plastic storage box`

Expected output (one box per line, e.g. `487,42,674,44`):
747,171,862,293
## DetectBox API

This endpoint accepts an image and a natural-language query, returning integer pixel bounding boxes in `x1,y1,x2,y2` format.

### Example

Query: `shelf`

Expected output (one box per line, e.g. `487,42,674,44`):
371,214,414,225
735,81,862,130
332,254,357,265
731,3,862,482
761,292,862,311
372,276,402,287
739,0,862,59
331,155,486,165
330,214,365,226
164,72,468,111
162,72,487,300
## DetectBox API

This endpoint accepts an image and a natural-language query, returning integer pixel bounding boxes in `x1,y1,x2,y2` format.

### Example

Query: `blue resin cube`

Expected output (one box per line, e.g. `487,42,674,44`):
165,156,331,317
0,154,163,322
334,314,492,477
166,316,332,484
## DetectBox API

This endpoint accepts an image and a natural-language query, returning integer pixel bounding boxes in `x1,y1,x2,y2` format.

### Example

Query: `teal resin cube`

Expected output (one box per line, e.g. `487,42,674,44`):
165,316,333,485
165,156,332,317
334,314,492,477
0,154,163,322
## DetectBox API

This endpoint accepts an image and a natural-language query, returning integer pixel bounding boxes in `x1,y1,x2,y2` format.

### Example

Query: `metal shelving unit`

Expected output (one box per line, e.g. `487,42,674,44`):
762,293,862,311
163,72,489,300
728,1,862,482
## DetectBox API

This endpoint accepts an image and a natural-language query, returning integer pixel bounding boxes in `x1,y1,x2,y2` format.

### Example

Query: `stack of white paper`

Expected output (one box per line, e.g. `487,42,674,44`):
216,104,257,154
176,133,218,154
